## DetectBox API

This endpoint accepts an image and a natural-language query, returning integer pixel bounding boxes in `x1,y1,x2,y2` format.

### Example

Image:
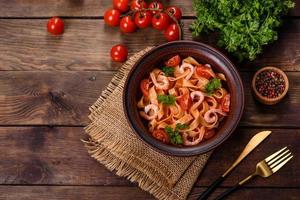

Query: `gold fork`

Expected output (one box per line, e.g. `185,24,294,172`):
215,146,293,200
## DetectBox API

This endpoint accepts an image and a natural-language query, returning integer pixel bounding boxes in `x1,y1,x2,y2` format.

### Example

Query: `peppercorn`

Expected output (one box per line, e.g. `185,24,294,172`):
255,70,285,99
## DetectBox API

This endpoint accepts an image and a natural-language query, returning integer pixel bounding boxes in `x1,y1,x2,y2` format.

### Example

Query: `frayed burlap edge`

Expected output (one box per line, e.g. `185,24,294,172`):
83,139,211,200
83,139,181,200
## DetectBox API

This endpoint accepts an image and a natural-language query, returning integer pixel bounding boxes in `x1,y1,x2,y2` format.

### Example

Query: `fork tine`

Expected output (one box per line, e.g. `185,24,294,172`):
267,149,290,166
265,147,287,162
270,152,292,169
271,155,293,173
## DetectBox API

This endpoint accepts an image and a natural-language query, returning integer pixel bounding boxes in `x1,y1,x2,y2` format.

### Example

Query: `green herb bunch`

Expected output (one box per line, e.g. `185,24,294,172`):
190,0,294,61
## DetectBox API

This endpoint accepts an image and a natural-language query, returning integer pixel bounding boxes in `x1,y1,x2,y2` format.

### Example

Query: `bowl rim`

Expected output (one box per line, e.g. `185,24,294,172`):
123,40,244,156
252,66,289,104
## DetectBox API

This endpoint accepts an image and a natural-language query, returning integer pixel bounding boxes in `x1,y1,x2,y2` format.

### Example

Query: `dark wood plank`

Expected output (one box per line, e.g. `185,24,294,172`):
0,71,111,125
0,19,299,71
189,187,300,200
0,127,130,185
0,186,298,200
0,0,194,17
0,71,300,127
0,127,298,187
0,0,298,17
0,186,154,200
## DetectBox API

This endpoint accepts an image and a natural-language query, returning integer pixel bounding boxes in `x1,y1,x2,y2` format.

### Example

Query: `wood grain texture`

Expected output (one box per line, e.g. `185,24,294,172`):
189,187,300,200
0,0,194,17
0,71,111,125
0,186,154,200
0,0,298,17
0,19,299,71
0,186,299,200
0,71,300,127
0,127,298,187
0,127,130,185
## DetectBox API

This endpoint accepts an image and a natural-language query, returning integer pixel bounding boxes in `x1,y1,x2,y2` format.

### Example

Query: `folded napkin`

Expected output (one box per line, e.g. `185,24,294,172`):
84,47,211,200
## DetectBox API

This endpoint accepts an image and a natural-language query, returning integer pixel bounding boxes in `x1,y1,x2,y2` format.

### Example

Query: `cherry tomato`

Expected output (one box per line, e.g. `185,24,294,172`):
148,1,164,15
221,94,230,112
165,55,181,67
178,93,192,111
195,65,214,79
152,12,170,30
166,6,182,21
134,11,152,28
152,129,170,143
164,23,180,41
104,9,121,26
110,44,128,62
120,16,137,33
204,129,215,140
140,79,150,96
130,0,147,10
47,17,64,35
113,0,129,13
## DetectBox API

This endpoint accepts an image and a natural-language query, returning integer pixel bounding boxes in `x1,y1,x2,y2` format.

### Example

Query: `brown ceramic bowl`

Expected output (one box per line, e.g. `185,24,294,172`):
252,66,289,105
123,41,244,156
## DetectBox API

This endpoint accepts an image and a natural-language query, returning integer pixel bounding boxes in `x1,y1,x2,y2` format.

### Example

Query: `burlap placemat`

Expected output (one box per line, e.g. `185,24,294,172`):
84,47,211,200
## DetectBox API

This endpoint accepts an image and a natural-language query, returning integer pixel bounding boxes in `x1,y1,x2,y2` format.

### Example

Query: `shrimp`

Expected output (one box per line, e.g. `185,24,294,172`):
204,109,227,124
190,91,205,104
140,104,158,120
182,126,205,146
179,63,194,80
150,72,170,90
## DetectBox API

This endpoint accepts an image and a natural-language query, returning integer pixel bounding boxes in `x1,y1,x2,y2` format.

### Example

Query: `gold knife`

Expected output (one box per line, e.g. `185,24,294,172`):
197,130,272,200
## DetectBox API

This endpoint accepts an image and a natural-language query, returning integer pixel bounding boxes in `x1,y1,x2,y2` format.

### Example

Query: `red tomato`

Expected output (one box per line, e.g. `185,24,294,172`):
47,17,64,35
130,0,147,10
104,9,121,26
165,55,181,67
221,94,230,112
164,23,180,41
152,12,170,30
140,79,150,96
134,11,152,28
110,44,128,62
152,129,170,143
148,1,164,15
195,65,214,79
178,93,192,111
120,16,137,33
166,6,182,21
204,129,215,140
113,0,129,13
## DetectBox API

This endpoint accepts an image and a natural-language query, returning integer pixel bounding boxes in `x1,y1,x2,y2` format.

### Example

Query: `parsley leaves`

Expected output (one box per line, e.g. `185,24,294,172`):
162,66,175,77
190,0,295,61
205,78,222,95
165,123,189,145
157,95,176,105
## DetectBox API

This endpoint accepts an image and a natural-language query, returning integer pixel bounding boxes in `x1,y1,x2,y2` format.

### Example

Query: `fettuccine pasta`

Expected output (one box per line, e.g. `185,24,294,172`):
138,55,230,146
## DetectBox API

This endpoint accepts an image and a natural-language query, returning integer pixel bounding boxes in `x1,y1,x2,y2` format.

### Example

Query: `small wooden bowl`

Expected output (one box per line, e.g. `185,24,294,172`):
252,66,289,105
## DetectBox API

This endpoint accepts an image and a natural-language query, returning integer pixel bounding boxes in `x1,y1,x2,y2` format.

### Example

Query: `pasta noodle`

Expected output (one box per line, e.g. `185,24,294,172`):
138,55,231,146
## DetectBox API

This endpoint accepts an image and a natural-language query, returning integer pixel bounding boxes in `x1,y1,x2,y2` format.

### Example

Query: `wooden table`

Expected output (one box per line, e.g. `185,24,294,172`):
0,1,299,199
